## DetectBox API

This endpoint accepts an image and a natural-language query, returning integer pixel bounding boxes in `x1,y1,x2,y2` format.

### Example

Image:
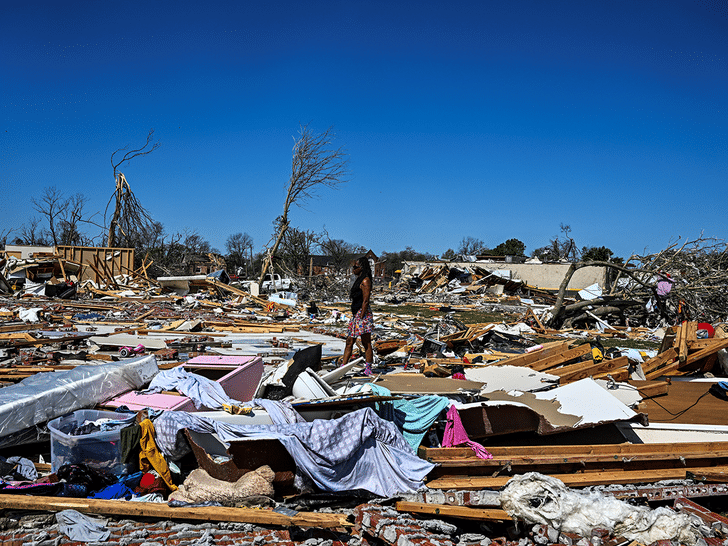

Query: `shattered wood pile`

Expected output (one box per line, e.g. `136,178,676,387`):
549,236,728,330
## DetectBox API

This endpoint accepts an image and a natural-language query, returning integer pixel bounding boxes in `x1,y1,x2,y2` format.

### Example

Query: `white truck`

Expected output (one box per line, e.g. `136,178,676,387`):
261,273,293,293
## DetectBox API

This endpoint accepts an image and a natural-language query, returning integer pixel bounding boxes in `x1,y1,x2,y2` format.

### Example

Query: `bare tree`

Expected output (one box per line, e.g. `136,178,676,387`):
106,129,160,248
279,226,319,277
32,186,68,246
58,193,89,246
16,218,49,246
226,232,254,276
0,227,13,247
258,124,349,284
457,236,487,256
319,227,359,272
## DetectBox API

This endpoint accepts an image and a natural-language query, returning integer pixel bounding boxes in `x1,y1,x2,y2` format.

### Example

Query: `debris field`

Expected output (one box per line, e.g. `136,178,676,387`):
1,244,728,546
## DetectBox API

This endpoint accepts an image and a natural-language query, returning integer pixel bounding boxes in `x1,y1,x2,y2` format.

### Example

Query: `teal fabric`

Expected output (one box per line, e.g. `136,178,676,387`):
369,384,449,452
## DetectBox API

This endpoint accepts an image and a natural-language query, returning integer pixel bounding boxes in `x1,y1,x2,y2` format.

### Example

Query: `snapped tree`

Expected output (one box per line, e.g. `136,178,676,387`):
106,129,160,248
547,235,728,329
258,124,349,284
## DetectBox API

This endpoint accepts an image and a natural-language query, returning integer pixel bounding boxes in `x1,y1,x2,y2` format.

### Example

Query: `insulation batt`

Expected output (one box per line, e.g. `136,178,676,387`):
500,473,701,545
168,466,275,506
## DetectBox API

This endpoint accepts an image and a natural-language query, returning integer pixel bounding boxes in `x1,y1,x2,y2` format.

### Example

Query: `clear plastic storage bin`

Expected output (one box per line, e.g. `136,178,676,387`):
48,409,134,475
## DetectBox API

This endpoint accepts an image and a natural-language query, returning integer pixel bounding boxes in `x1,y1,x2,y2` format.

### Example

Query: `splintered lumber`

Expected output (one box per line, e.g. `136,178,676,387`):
592,368,630,382
395,501,510,521
550,356,629,383
659,327,677,354
489,340,574,368
647,338,728,377
0,495,351,528
679,338,728,371
528,343,592,372
0,323,53,333
426,466,728,490
523,307,545,331
676,321,691,362
644,360,685,380
212,325,290,333
641,348,678,378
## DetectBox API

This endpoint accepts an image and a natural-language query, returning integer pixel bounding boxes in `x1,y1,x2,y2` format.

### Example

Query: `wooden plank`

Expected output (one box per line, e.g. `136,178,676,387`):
0,333,36,342
489,341,573,368
645,358,691,380
687,321,698,343
525,307,545,330
395,501,510,521
689,339,728,350
633,381,670,398
591,368,629,382
677,321,688,363
0,495,351,528
426,447,728,468
426,465,728,490
640,347,677,376
57,257,67,280
529,344,592,372
551,356,629,382
687,469,728,483
679,338,728,370
0,324,46,334
421,441,728,461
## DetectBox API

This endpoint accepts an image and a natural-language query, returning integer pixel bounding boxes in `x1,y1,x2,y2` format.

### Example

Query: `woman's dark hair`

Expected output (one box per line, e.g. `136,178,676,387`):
356,256,373,280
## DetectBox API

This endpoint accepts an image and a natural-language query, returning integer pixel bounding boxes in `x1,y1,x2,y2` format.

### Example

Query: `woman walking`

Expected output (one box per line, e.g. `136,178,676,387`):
341,256,374,372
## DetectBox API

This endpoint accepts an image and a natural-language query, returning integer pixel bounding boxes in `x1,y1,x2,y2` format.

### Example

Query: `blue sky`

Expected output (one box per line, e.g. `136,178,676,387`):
1,1,726,260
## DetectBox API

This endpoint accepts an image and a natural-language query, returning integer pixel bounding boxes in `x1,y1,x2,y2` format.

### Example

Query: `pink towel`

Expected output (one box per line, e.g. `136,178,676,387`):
442,405,492,460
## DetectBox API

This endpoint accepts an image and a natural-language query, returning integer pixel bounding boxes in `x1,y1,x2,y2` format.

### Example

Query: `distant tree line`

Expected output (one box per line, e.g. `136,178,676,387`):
2,126,630,280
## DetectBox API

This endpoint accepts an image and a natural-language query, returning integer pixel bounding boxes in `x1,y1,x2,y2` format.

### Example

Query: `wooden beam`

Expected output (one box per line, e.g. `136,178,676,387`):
677,321,688,362
687,321,698,343
57,256,67,280
640,348,677,376
490,340,573,368
680,338,728,369
551,356,629,383
424,446,728,468
421,441,728,461
592,368,629,382
426,465,728,490
0,495,351,528
689,339,728,350
529,343,592,372
395,501,510,521
633,381,670,398
687,469,728,483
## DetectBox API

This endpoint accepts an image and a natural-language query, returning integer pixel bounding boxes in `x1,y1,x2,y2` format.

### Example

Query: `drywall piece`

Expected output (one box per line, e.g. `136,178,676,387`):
457,378,646,438
466,365,559,393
